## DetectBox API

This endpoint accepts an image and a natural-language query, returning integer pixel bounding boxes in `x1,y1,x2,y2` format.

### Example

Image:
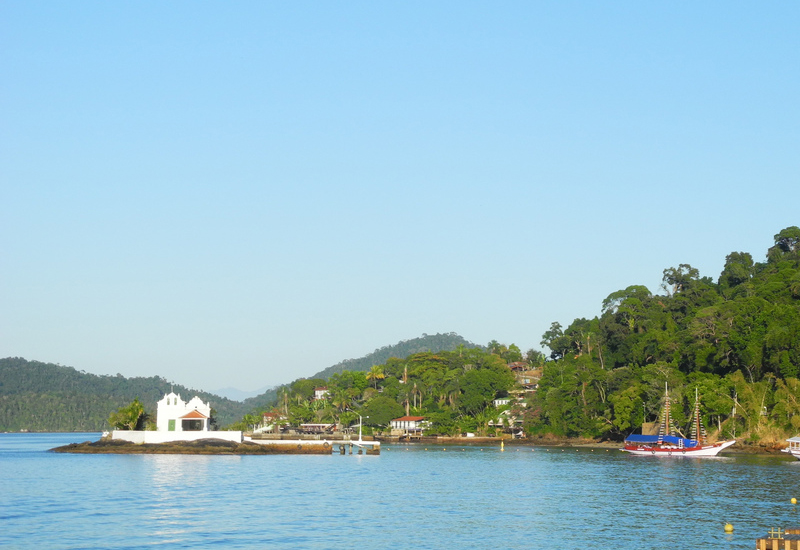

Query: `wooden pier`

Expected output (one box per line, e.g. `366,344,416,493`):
757,528,800,550
243,436,380,455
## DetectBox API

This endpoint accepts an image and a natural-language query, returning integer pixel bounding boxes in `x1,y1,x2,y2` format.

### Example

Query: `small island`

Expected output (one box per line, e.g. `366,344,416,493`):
51,392,379,455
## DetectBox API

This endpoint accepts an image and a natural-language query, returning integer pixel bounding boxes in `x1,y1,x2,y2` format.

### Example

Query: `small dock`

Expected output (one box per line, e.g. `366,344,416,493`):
244,436,380,455
757,528,800,549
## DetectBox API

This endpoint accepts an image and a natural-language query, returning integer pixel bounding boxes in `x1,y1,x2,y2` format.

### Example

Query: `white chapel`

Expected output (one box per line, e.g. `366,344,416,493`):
156,392,211,432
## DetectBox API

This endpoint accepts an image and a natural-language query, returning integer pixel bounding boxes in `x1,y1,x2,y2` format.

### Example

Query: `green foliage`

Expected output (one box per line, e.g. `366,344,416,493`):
244,343,524,436
360,396,404,427
532,226,800,443
108,398,147,430
311,333,482,379
0,357,251,431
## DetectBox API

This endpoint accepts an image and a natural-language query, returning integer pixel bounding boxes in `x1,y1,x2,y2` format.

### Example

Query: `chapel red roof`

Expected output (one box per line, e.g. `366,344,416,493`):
392,416,425,421
180,409,209,419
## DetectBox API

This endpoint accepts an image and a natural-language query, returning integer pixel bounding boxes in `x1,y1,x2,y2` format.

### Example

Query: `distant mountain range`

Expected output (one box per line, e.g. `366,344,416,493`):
210,385,274,402
0,333,479,432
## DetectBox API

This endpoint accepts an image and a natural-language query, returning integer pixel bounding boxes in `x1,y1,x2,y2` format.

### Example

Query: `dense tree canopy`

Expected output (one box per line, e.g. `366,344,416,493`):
527,226,800,443
0,358,249,431
244,343,524,436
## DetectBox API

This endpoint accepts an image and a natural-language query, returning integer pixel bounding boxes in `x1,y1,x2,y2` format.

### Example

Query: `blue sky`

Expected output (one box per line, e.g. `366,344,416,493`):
2,2,798,394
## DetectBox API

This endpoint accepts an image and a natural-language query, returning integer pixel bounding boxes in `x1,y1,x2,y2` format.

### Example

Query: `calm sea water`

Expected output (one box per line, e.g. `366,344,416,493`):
2,433,799,549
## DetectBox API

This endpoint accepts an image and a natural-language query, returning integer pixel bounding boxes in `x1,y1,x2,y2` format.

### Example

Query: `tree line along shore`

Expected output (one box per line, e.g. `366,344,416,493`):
229,227,800,450
5,227,800,452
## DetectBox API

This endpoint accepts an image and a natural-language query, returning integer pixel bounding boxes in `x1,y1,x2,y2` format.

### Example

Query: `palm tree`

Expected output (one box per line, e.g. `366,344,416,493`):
332,391,351,414
366,365,385,389
242,413,259,433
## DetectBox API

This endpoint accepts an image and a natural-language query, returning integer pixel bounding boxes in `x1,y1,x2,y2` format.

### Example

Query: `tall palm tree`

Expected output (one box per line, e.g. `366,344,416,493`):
366,365,385,389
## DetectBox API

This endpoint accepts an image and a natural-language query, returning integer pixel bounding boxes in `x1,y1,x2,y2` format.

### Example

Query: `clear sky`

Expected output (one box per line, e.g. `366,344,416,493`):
2,2,798,394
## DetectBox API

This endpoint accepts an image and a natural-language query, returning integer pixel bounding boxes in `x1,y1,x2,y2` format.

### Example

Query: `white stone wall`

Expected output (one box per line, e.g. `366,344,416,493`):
112,430,242,444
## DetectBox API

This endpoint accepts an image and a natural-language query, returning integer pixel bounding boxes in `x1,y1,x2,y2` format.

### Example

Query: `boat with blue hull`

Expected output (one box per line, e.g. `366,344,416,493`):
623,386,735,457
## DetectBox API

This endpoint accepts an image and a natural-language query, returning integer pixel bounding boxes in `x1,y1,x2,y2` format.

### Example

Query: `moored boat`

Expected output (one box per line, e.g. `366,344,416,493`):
782,436,800,460
623,386,736,457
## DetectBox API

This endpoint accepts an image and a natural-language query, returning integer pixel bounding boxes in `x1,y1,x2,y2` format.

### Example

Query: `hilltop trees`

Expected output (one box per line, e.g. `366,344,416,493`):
529,226,800,444
246,342,523,435
228,227,800,445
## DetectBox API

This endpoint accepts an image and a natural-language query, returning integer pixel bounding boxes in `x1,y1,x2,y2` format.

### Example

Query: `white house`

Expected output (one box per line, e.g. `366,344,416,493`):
390,416,428,436
314,387,329,400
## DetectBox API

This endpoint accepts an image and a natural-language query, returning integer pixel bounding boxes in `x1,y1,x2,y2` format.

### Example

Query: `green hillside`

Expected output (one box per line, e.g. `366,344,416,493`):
0,358,249,431
231,227,800,446
527,226,800,442
238,333,482,413
312,333,481,379
0,333,480,432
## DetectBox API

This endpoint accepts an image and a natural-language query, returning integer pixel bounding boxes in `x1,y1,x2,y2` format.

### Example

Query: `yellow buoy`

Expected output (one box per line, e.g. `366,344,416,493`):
501,440,505,452
724,523,734,533
792,497,797,504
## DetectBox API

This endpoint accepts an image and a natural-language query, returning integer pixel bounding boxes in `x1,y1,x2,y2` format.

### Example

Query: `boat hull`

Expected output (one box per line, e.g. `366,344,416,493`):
622,439,736,457
782,448,800,461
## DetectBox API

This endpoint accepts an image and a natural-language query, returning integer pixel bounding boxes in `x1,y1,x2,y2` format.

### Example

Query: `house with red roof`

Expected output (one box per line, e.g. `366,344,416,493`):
390,416,428,436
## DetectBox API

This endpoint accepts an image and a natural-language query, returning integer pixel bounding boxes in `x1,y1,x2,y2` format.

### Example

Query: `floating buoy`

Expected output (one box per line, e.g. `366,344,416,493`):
501,440,505,452
724,523,734,533
792,498,797,505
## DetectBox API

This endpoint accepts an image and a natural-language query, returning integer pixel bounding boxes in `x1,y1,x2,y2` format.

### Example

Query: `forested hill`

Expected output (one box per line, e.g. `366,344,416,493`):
530,226,800,442
229,227,800,445
0,358,250,431
312,333,481,379
0,334,480,432
238,333,482,413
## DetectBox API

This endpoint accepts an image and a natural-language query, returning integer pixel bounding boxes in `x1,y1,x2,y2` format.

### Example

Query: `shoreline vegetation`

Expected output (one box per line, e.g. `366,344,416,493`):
7,228,800,450
230,227,800,452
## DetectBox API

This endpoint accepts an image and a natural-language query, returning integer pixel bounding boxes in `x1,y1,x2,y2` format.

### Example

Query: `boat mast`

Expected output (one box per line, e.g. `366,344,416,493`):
690,387,707,444
658,383,672,442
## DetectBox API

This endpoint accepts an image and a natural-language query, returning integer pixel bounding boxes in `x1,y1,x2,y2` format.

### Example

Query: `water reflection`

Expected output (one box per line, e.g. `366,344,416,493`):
142,454,242,545
5,435,800,549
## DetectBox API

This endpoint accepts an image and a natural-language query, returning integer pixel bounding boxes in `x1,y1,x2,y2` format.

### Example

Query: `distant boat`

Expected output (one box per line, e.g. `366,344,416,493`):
623,386,736,457
782,436,800,460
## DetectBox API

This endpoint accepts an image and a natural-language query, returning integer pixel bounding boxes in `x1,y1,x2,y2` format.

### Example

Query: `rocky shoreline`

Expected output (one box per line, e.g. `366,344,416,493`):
50,435,789,456
51,438,331,455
